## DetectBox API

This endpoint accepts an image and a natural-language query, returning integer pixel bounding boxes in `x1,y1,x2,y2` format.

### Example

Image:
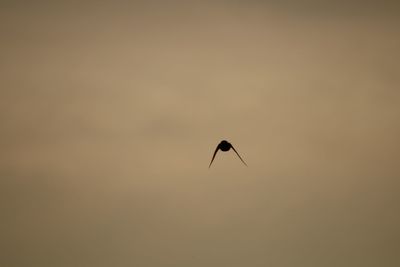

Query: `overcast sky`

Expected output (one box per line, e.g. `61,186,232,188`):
1,1,399,266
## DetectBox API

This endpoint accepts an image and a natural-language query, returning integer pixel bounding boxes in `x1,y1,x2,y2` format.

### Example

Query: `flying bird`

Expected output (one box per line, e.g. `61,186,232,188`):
209,140,247,168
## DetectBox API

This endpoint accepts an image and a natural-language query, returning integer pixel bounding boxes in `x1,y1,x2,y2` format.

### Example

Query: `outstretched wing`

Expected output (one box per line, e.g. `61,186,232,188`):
231,145,248,166
208,145,220,168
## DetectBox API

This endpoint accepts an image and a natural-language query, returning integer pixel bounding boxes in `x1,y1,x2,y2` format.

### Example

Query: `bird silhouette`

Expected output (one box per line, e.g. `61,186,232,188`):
209,140,247,168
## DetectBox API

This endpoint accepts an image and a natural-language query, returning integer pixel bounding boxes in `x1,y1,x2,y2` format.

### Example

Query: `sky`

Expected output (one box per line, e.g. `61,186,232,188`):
1,1,400,266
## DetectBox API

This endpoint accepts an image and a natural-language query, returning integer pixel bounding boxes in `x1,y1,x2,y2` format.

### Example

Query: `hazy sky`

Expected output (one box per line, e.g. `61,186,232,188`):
1,1,400,266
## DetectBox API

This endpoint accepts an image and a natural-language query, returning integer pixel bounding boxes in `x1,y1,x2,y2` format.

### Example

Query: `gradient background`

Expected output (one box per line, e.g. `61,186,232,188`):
1,1,400,266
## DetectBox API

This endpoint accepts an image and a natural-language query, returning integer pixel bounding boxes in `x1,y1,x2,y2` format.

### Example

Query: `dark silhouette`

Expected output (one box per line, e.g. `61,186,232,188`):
209,140,247,168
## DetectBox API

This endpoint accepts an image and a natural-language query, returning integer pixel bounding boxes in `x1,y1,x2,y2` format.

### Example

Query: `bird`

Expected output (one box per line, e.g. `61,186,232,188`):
209,140,247,168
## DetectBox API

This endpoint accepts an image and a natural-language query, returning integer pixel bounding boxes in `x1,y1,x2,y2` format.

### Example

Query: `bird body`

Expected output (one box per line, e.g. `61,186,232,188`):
218,140,231,151
209,140,247,168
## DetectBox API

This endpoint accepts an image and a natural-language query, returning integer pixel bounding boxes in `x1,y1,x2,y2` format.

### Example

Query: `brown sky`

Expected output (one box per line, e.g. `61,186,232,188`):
1,1,400,266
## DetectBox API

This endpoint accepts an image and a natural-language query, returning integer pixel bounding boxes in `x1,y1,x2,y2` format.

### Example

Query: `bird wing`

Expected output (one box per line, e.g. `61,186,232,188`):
231,145,248,166
208,145,220,168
